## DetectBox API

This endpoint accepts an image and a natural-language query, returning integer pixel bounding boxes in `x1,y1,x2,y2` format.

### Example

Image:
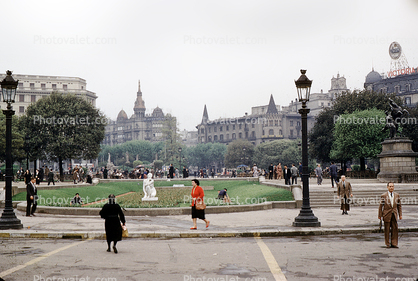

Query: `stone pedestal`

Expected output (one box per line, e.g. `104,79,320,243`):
377,138,418,183
142,197,158,202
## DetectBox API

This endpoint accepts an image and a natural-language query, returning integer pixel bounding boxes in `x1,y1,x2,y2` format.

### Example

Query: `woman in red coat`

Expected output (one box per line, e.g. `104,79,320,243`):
190,179,210,230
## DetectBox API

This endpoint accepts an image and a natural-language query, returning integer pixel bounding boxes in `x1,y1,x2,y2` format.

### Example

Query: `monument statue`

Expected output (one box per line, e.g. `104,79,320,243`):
383,98,409,138
142,173,157,200
107,153,111,163
125,151,130,164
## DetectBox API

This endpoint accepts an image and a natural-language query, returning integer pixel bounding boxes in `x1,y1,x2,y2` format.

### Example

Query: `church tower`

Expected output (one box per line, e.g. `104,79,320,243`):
134,80,146,118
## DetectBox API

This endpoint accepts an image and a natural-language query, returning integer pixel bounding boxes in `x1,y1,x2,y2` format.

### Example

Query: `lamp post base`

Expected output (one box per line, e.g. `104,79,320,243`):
293,206,321,227
0,209,23,230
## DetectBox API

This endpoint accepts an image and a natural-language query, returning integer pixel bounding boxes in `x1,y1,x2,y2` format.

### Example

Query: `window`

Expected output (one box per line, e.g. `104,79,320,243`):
279,130,282,135
269,120,273,126
297,121,301,127
208,136,212,142
226,134,229,140
226,125,229,131
18,82,23,88
31,95,36,103
214,135,218,141
405,97,411,105
394,85,400,93
262,130,265,135
290,120,294,127
232,125,235,130
214,127,217,132
201,128,204,134
19,95,25,102
290,130,294,138
63,84,68,90
220,126,223,132
239,124,242,130
274,120,278,126
251,124,255,128
406,84,411,92
251,131,255,138
41,84,46,90
269,129,274,135
52,84,57,90
239,132,242,138
30,83,35,89
232,133,236,139
220,134,224,140
19,106,25,113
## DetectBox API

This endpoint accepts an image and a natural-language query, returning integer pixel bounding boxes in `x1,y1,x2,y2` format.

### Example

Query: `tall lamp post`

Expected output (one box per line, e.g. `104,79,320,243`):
0,70,23,229
178,147,182,177
293,70,320,227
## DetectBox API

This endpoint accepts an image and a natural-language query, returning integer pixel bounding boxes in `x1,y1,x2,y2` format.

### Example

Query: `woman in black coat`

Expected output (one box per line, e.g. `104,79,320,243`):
99,194,126,253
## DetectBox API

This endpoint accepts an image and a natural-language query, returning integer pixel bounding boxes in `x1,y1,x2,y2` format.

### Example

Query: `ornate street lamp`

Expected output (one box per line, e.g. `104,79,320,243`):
293,69,320,227
0,70,23,229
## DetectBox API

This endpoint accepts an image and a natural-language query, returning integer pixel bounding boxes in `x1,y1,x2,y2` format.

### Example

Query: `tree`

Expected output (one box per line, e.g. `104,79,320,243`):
187,142,227,169
309,90,402,163
402,105,418,152
224,140,254,168
23,92,106,180
0,111,25,163
253,139,301,169
161,113,181,164
330,109,387,171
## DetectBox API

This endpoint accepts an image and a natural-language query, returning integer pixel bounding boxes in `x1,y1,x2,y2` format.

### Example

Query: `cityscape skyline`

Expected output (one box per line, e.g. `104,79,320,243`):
2,0,418,131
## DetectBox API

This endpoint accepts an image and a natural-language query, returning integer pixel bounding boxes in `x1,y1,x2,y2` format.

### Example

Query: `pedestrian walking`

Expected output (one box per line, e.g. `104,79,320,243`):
99,194,126,254
290,164,298,184
337,175,352,215
47,169,55,185
378,182,402,248
268,163,274,180
315,164,323,185
190,179,210,230
26,177,37,217
276,163,282,180
329,162,338,188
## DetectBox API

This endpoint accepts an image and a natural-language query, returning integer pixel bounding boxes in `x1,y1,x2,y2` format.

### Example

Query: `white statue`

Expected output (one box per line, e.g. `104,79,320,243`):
142,173,157,199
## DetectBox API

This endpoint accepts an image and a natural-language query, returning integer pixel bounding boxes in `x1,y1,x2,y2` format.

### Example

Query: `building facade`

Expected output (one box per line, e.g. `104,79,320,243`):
364,68,418,107
103,81,176,146
0,73,97,115
197,74,347,146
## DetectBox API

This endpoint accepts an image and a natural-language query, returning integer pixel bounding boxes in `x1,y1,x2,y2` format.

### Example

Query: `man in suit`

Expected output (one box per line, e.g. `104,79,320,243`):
268,163,274,180
283,165,291,185
329,162,338,188
48,169,55,185
378,182,402,248
337,175,352,215
26,177,37,217
169,164,174,179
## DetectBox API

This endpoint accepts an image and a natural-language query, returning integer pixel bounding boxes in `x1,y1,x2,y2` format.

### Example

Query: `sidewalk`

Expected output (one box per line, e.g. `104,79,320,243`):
1,205,417,239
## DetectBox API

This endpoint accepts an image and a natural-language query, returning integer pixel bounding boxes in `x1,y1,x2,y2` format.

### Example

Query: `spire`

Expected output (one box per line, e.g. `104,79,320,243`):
138,80,141,92
201,104,209,124
266,94,278,114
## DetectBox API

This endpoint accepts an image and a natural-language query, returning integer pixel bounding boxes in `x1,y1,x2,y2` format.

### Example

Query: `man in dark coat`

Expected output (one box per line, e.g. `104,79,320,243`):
283,165,291,185
103,166,108,179
329,162,338,188
48,169,55,185
169,164,174,179
268,163,274,180
100,194,126,253
38,167,44,184
26,177,37,216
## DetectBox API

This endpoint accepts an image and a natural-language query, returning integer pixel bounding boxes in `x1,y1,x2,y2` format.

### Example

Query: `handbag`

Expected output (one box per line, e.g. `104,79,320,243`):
121,224,128,238
195,199,206,210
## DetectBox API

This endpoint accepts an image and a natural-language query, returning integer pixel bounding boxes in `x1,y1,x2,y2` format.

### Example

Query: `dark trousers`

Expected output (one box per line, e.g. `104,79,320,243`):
48,178,55,185
292,176,297,184
340,195,350,212
26,198,37,215
269,172,273,180
331,175,338,187
384,213,398,247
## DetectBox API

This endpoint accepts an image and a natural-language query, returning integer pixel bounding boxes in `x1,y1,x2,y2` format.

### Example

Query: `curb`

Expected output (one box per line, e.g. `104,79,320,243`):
2,227,417,240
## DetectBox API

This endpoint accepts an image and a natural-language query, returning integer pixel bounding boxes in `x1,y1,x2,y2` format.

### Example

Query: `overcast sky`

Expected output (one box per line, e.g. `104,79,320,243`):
2,0,418,131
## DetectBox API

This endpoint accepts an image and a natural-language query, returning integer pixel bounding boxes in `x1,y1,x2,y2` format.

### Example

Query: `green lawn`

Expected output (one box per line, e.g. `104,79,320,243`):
12,180,293,208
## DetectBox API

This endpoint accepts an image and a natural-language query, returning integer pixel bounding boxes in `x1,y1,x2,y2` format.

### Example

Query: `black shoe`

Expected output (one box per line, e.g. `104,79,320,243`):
113,246,118,254
344,211,348,215
342,211,345,215
391,245,399,248
107,248,111,252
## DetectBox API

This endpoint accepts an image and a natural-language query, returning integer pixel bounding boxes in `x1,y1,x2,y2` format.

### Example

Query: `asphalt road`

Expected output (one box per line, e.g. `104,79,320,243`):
1,233,417,281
